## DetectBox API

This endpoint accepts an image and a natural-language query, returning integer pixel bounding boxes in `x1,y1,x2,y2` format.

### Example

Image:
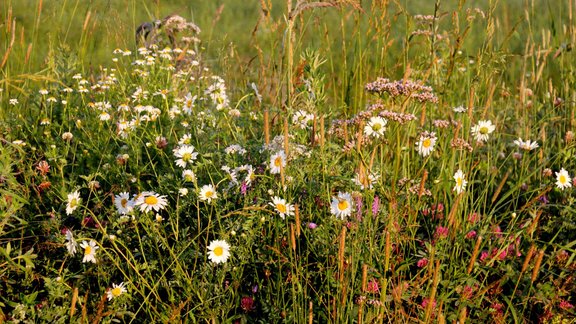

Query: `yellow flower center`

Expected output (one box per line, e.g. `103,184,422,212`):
70,198,78,208
186,100,192,107
560,175,567,184
276,203,287,213
422,138,431,148
111,287,122,297
85,246,92,256
372,123,382,132
214,246,224,256
120,198,128,208
457,178,463,186
479,126,489,134
274,157,282,167
205,191,214,198
145,196,158,206
338,200,349,211
182,152,192,162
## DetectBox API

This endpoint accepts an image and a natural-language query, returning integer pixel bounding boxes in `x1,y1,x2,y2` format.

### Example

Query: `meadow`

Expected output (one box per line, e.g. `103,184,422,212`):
1,0,576,322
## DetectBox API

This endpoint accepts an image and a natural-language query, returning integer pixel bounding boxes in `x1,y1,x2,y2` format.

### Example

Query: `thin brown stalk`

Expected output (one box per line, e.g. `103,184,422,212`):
311,115,317,146
531,249,545,282
491,171,510,203
459,307,467,324
319,116,325,147
83,11,92,31
447,193,462,228
70,287,78,318
0,19,16,70
338,226,347,282
264,109,270,145
290,224,296,251
418,170,428,198
384,231,391,272
467,236,483,274
294,204,301,237
467,86,475,120
283,117,289,156
425,260,441,322
522,244,536,273
361,264,367,292
308,301,313,324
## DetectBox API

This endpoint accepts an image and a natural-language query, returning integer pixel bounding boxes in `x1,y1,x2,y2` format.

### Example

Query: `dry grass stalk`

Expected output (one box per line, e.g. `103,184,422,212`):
294,204,301,237
283,117,290,156
531,249,545,282
425,260,441,322
319,116,325,147
308,301,313,324
491,171,510,203
338,226,347,282
290,223,296,251
522,244,536,273
264,109,270,145
418,170,428,198
70,287,78,318
467,236,483,274
459,307,467,324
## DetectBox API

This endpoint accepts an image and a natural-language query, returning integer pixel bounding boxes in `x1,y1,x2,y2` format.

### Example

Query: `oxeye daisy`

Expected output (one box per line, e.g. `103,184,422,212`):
269,196,294,219
66,191,81,215
351,172,379,190
207,239,231,264
292,110,314,129
178,133,193,145
114,192,134,215
363,116,388,138
182,169,196,182
107,282,127,301
65,230,78,256
79,240,98,263
453,169,467,194
555,168,572,190
471,120,495,142
330,192,353,219
199,184,218,203
416,131,437,157
513,138,539,151
173,145,198,168
269,151,287,174
134,191,168,213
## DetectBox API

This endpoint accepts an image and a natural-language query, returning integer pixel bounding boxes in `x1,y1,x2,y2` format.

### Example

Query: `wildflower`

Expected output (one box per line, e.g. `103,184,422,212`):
471,120,495,142
199,184,218,203
66,191,81,215
308,222,318,229
453,105,467,113
62,132,74,141
269,196,294,219
417,258,428,268
182,169,196,182
134,191,168,213
65,230,78,256
330,192,353,220
36,161,50,176
178,133,192,145
513,138,539,151
371,196,380,216
435,226,449,239
155,214,164,222
179,188,189,196
366,279,380,293
9,98,18,105
465,230,477,239
292,110,314,129
555,168,572,190
559,300,574,310
173,145,199,168
421,298,436,309
416,131,437,157
39,89,49,95
107,282,127,301
225,144,247,155
114,192,134,215
207,239,231,264
352,172,379,190
453,169,467,194
269,151,287,174
363,116,388,138
241,296,255,312
79,240,98,263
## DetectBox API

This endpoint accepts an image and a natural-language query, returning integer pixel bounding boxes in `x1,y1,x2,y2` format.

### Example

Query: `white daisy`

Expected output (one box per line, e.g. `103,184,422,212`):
453,169,467,194
225,144,247,155
207,239,231,264
79,240,98,263
269,151,287,174
199,184,218,203
114,192,134,215
330,192,353,219
513,138,539,151
107,282,127,301
416,132,437,157
182,93,196,114
182,169,196,182
66,191,81,215
134,191,168,213
453,105,467,113
556,168,572,190
351,172,379,190
178,133,192,145
363,116,388,138
173,145,199,168
292,110,314,129
269,196,294,219
65,230,78,256
471,120,495,142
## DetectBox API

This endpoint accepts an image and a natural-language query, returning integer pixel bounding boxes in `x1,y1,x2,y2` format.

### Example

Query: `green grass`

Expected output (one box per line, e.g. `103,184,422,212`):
1,0,576,323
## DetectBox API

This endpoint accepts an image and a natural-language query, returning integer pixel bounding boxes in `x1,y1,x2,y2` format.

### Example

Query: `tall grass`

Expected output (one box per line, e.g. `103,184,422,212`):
1,0,576,322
